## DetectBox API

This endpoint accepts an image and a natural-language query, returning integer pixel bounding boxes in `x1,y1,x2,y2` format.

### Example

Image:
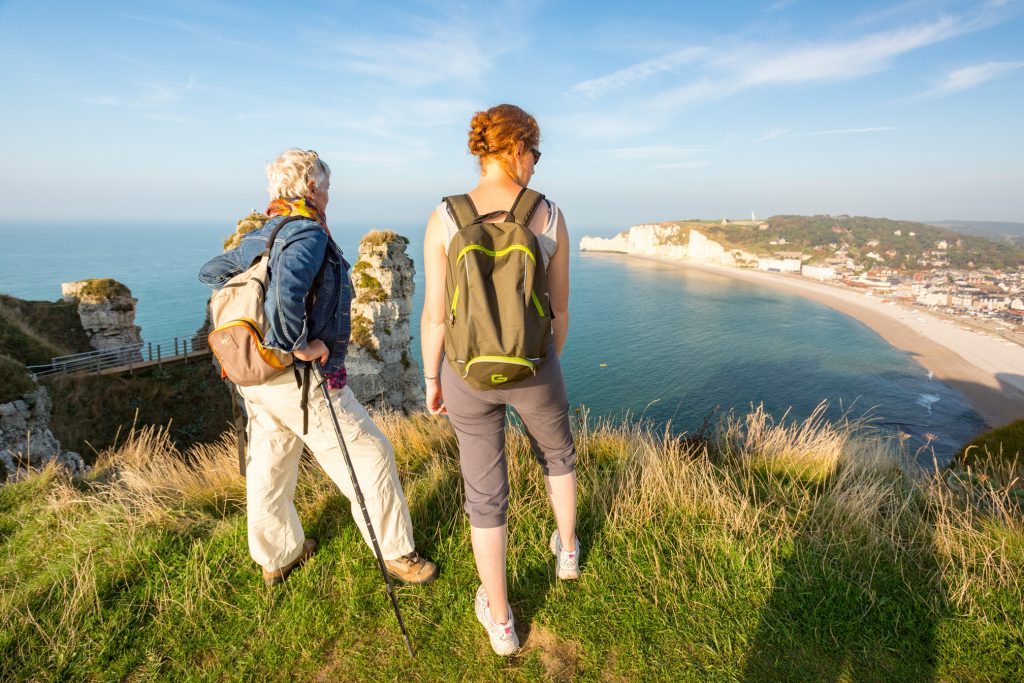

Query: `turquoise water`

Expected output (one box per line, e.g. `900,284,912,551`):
0,221,985,462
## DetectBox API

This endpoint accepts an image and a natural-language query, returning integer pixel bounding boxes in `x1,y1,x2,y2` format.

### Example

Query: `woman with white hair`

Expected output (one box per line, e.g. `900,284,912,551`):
200,148,437,587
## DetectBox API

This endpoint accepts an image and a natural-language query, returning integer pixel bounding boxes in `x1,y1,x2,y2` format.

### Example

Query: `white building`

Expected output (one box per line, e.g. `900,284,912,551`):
758,258,802,273
801,265,836,280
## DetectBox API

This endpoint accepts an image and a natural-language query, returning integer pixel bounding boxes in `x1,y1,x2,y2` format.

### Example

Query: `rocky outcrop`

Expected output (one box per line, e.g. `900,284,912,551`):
205,216,425,414
0,382,86,482
346,231,425,413
580,225,758,267
61,279,143,355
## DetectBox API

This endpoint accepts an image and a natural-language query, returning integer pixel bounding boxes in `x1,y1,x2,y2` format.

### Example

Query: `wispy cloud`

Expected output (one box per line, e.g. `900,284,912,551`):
146,112,205,124
764,0,799,12
915,60,1024,98
653,160,711,169
295,6,508,88
598,145,713,159
235,96,479,140
85,73,206,124
86,74,198,109
567,47,707,99
732,16,961,89
754,127,792,143
755,126,898,142
801,126,899,136
576,14,969,109
115,12,262,50
563,8,1003,142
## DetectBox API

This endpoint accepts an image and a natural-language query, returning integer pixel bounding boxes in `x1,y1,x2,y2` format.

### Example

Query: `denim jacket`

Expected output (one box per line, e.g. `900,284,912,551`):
198,216,351,374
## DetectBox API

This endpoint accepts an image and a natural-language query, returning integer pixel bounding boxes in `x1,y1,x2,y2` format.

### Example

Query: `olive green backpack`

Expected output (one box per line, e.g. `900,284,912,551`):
443,188,552,390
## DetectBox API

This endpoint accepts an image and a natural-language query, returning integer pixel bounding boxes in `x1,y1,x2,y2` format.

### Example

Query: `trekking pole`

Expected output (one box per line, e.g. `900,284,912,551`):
311,361,415,658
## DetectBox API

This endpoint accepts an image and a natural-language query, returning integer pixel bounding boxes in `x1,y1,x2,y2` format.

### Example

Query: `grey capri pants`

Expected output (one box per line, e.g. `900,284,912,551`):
441,351,577,528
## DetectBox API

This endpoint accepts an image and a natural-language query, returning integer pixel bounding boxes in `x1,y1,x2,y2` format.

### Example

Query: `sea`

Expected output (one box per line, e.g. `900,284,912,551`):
0,220,986,464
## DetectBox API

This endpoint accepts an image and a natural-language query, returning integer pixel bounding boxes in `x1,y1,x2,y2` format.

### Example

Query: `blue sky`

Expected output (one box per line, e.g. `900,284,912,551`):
1,0,1022,234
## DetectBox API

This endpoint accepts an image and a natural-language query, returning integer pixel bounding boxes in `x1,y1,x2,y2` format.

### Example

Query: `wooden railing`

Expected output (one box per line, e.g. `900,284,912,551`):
27,335,211,378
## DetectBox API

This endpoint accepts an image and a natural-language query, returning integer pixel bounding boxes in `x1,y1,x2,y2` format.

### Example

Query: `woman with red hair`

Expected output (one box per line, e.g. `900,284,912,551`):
420,105,578,655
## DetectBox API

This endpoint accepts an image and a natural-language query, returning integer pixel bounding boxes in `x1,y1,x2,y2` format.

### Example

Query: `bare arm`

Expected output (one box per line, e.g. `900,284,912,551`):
420,209,449,414
546,208,570,357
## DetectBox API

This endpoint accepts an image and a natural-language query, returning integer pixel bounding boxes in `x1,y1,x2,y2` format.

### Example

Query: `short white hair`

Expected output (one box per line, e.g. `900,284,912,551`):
266,149,331,200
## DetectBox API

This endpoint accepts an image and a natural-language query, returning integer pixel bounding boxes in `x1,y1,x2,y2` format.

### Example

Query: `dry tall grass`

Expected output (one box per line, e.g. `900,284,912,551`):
3,404,1022,677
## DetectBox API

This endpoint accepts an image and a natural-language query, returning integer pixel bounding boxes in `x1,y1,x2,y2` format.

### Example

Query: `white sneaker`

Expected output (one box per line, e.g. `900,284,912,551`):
550,530,581,580
474,585,520,656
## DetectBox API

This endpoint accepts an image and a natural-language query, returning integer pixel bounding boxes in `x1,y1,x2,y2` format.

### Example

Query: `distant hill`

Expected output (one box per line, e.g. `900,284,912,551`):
929,222,1024,240
668,215,1024,270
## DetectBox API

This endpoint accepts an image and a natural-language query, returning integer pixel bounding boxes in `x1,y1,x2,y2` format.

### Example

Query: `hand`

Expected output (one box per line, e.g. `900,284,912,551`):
426,378,446,415
293,339,329,364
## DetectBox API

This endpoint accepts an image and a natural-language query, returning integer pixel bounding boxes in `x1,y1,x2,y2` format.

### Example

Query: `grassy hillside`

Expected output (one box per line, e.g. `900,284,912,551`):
668,215,1024,270
958,419,1024,492
42,362,235,460
1,407,1021,681
0,294,92,367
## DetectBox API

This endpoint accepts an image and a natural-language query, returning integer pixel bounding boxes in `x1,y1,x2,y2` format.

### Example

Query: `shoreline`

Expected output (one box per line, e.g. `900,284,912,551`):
604,252,1024,431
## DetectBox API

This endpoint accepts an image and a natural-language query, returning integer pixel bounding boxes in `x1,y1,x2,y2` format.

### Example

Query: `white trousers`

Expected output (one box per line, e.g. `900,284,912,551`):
238,371,415,571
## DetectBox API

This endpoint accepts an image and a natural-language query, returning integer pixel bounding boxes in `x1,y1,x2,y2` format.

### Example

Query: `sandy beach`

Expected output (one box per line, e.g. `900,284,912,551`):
627,255,1024,430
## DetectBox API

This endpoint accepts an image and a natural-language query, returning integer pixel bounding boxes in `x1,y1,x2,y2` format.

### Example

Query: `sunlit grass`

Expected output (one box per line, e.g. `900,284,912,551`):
1,405,1021,681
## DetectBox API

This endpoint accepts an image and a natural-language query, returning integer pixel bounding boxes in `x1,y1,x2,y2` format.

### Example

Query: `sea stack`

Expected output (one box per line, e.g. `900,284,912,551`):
61,279,143,355
345,231,426,413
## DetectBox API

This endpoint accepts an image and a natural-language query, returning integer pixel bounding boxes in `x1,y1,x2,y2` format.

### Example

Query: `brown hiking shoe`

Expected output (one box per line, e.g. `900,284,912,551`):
384,551,438,584
262,538,318,587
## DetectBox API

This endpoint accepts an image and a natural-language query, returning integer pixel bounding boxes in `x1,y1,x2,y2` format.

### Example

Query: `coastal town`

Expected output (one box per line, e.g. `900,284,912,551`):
579,217,1024,429
580,216,1024,345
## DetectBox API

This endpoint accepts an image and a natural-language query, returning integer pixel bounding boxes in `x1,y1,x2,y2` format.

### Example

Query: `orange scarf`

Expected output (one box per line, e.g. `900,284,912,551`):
266,197,331,238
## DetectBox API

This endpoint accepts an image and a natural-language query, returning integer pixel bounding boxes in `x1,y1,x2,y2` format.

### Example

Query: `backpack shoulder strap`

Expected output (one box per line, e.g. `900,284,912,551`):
443,194,478,230
508,188,546,227
264,215,307,255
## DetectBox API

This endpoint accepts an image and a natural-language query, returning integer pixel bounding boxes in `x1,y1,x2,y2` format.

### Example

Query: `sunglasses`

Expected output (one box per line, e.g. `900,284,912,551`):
530,147,542,163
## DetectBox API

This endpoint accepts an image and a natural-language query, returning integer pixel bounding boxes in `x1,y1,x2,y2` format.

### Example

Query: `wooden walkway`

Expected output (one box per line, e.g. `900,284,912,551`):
27,335,212,378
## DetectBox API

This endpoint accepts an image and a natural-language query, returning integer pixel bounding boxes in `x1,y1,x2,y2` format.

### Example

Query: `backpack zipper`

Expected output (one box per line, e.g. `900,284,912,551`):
450,285,460,322
463,355,536,375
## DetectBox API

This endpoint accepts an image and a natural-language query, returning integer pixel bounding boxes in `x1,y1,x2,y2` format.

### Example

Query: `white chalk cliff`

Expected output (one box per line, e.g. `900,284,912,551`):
580,224,757,267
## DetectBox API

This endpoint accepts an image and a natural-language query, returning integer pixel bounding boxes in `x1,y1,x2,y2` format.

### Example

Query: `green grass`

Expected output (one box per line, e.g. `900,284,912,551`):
1,407,1021,681
0,294,91,366
959,419,1024,466
0,354,35,404
42,362,234,461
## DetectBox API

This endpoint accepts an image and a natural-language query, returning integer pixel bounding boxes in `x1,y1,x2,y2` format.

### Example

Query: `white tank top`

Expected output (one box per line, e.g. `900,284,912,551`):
435,198,560,269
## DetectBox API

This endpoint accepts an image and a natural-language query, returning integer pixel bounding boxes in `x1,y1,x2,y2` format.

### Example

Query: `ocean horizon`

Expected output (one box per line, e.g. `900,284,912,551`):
1,220,985,463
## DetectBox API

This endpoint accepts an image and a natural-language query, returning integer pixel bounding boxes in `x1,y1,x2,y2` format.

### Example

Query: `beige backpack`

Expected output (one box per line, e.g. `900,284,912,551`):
208,216,310,386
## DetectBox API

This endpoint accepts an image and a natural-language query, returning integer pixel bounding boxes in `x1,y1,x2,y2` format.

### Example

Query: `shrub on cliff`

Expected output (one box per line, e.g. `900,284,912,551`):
361,229,407,246
0,354,34,403
1,407,1021,680
222,211,270,251
349,314,381,361
355,270,387,303
78,278,131,300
